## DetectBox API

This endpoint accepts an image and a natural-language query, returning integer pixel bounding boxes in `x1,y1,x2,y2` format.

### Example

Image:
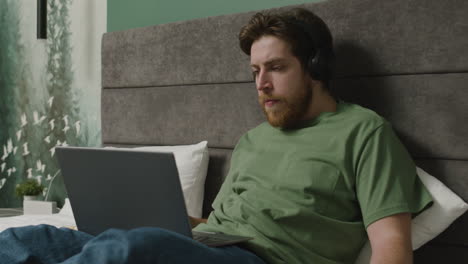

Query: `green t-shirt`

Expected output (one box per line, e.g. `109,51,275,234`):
194,101,432,264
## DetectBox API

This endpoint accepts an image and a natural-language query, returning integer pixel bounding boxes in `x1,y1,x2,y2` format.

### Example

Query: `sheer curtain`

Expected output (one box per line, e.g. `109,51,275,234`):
0,0,106,207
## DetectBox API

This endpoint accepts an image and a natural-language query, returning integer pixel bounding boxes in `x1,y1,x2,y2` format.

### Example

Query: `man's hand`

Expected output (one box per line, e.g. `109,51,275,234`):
189,216,207,228
367,213,412,264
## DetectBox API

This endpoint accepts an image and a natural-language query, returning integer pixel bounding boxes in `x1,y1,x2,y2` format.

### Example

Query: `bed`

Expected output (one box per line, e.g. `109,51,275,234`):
3,0,465,263
100,0,468,262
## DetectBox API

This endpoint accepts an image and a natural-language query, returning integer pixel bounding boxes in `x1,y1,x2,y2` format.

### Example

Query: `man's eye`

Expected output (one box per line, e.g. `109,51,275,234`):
272,66,282,71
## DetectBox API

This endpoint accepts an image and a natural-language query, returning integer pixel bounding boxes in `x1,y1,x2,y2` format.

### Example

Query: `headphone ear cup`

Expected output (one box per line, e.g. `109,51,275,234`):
308,50,322,80
308,50,331,81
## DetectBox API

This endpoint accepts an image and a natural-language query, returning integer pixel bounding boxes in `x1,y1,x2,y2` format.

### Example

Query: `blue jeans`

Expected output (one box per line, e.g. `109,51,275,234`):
0,224,267,264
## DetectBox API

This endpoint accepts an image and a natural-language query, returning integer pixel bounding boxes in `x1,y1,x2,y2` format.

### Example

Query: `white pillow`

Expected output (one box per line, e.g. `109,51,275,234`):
63,141,210,218
135,141,209,218
354,166,468,264
59,198,74,217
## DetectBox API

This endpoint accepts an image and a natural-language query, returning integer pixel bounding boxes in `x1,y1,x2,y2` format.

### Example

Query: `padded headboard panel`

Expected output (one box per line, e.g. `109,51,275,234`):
101,0,468,262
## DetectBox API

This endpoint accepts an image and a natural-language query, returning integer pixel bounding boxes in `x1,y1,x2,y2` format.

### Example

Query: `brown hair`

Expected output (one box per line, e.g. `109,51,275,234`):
239,8,335,88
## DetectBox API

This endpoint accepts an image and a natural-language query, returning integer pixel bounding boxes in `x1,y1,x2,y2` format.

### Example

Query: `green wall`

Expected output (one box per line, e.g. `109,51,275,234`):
108,0,325,32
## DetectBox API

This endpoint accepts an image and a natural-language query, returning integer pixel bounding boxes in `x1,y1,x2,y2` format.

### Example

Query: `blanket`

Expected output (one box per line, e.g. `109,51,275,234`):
0,225,264,264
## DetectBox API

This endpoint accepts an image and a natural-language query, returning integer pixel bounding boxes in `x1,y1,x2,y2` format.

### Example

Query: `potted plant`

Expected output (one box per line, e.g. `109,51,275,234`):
15,179,44,200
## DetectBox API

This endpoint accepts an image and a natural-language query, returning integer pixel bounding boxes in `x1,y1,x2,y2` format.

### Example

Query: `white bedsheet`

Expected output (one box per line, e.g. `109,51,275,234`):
0,213,76,232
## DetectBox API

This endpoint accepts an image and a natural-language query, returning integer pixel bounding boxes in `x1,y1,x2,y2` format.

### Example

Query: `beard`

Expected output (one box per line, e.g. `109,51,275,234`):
259,83,313,129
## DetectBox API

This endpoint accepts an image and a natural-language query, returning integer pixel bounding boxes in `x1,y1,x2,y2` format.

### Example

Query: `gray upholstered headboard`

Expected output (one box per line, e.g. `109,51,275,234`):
101,0,468,262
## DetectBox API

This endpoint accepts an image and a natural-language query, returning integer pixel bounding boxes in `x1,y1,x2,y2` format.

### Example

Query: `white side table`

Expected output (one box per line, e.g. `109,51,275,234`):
0,208,23,217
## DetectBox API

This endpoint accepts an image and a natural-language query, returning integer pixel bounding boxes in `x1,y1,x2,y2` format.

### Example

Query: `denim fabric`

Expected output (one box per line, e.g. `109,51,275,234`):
0,224,266,264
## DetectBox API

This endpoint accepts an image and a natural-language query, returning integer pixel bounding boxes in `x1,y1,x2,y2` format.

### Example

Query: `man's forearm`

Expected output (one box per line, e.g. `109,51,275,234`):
189,216,207,228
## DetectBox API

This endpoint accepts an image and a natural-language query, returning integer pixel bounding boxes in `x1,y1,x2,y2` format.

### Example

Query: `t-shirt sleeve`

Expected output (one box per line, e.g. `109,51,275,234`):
356,121,433,228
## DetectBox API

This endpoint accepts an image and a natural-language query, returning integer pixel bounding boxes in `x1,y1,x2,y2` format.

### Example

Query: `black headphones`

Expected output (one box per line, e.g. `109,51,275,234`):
286,18,333,82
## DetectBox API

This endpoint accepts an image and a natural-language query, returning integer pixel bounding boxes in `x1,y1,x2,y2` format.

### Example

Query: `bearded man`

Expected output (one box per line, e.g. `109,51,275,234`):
192,8,432,264
0,8,431,264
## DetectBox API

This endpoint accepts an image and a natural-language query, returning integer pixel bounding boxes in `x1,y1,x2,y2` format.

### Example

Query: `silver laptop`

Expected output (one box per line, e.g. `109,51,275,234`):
55,146,252,247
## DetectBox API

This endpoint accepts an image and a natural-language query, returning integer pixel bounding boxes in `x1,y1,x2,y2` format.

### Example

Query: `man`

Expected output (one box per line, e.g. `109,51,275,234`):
192,8,432,264
0,8,431,264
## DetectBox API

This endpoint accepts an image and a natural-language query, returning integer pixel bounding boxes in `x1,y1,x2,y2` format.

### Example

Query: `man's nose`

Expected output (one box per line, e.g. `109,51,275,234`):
256,71,272,92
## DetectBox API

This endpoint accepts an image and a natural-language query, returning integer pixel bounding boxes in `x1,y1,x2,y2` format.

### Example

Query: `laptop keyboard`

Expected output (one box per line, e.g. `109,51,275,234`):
192,231,252,247
193,233,228,244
